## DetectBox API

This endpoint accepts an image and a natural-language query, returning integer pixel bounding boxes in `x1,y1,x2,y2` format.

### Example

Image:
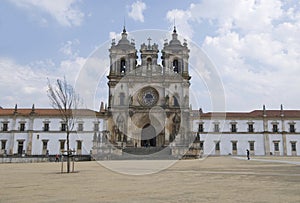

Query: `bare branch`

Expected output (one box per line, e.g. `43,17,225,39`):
47,77,81,173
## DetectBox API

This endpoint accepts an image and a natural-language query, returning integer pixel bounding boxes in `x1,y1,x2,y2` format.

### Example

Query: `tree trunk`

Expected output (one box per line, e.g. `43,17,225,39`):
67,131,70,173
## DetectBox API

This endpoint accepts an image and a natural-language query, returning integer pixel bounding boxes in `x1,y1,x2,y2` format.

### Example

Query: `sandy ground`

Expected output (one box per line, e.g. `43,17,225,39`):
1,156,300,203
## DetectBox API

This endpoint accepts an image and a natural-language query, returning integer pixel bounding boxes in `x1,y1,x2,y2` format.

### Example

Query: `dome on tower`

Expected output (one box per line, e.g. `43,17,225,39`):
168,26,182,46
113,26,135,50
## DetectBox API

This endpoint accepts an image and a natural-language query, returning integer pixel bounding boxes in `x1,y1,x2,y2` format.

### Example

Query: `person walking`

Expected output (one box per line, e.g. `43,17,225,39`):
246,149,250,160
55,154,60,162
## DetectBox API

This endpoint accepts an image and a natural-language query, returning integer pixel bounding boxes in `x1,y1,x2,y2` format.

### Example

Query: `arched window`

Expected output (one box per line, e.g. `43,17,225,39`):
119,93,125,105
147,58,152,68
173,59,179,73
173,95,179,107
120,59,126,73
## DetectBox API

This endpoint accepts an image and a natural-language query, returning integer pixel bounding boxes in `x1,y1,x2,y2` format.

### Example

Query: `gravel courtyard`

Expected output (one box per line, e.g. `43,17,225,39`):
1,156,300,203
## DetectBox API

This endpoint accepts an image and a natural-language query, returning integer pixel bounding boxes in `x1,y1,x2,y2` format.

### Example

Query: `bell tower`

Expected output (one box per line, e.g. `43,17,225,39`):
108,26,137,76
162,26,190,80
108,27,137,108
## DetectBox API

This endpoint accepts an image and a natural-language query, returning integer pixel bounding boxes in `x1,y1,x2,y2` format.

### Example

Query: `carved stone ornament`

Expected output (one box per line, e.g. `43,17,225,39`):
137,86,159,106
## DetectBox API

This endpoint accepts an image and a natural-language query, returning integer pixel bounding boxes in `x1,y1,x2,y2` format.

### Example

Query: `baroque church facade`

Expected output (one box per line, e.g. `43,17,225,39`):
105,27,191,150
0,27,300,159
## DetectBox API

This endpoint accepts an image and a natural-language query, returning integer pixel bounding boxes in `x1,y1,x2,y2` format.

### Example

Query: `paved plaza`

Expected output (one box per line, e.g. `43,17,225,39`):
1,156,300,203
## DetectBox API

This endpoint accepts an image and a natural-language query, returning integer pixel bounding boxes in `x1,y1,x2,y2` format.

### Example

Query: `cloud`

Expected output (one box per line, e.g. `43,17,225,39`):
166,9,193,39
58,56,86,85
165,0,300,111
0,58,50,108
202,29,300,110
8,0,84,27
59,39,80,59
189,0,283,34
109,32,117,40
74,56,109,110
0,53,110,110
128,1,146,22
0,56,86,108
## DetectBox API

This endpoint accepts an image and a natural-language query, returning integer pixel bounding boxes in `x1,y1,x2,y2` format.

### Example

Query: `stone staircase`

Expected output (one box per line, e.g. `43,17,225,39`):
120,147,175,160
92,144,201,160
123,147,167,155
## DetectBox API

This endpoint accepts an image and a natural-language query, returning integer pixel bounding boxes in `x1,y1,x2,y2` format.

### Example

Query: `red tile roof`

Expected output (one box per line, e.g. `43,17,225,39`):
0,108,100,117
192,110,300,119
1,108,300,119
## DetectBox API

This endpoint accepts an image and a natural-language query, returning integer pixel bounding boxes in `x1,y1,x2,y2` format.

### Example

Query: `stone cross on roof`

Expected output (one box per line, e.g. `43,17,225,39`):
147,37,152,49
147,37,151,45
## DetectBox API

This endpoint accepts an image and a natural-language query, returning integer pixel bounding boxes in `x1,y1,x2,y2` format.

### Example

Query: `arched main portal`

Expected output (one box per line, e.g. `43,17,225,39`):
141,124,156,147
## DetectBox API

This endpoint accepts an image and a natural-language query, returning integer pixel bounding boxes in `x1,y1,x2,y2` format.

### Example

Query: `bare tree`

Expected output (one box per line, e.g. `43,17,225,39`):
47,77,80,173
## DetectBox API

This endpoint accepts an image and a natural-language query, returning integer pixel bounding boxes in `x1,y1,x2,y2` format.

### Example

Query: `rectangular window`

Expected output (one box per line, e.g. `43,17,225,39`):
60,140,65,151
274,142,279,151
232,142,237,151
273,124,278,132
42,140,48,150
61,123,66,131
231,124,237,132
290,124,295,133
94,123,99,131
249,141,255,151
2,123,8,131
215,142,220,151
291,142,296,152
44,123,49,131
20,123,25,131
17,140,24,155
198,123,203,132
1,140,7,150
77,140,82,150
248,124,254,132
214,124,219,132
78,123,83,131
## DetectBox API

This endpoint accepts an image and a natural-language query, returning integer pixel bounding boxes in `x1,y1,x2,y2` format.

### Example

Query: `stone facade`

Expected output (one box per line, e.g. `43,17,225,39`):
0,107,105,156
0,28,300,158
104,27,192,153
191,106,300,156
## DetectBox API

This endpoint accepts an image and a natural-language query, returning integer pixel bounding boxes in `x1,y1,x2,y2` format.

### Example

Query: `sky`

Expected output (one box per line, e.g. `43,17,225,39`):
0,0,300,112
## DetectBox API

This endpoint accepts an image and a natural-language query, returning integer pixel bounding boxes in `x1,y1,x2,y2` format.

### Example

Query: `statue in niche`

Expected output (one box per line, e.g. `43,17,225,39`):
172,113,181,135
129,95,133,106
123,134,127,142
104,131,109,143
169,133,175,142
169,113,181,143
165,95,169,106
117,129,121,142
116,115,125,131
113,125,119,142
116,115,125,142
